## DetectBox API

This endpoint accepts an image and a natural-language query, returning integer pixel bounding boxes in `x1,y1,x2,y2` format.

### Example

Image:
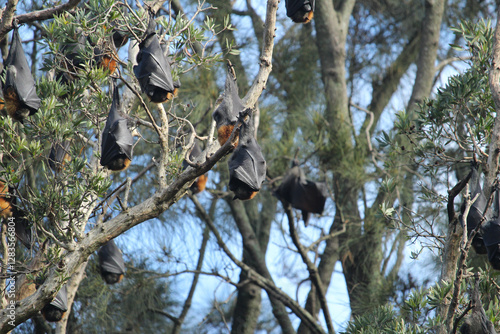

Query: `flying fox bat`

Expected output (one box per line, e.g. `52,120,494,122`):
41,285,68,322
228,109,266,200
112,29,129,49
3,23,41,122
56,34,87,87
183,141,208,194
285,0,315,24
100,83,134,171
275,161,328,226
98,240,126,285
13,208,31,248
133,15,176,103
460,166,488,254
213,62,245,147
48,140,71,172
460,276,498,334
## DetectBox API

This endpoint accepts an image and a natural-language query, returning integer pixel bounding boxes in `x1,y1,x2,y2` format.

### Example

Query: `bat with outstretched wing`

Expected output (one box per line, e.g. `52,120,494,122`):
285,0,315,24
100,83,134,171
275,161,328,226
213,62,245,147
98,239,126,285
228,109,266,200
3,23,41,122
133,15,176,103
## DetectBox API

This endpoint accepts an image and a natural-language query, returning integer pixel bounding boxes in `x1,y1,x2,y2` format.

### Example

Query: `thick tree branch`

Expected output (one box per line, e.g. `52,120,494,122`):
486,7,500,192
0,0,82,42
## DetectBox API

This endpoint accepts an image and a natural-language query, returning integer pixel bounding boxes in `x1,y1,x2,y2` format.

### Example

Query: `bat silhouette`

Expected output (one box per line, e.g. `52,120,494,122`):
483,188,500,270
48,140,72,173
459,275,497,334
285,0,315,24
100,83,134,171
228,109,266,200
133,15,177,103
460,165,488,254
275,161,328,226
183,141,208,194
213,62,244,147
98,240,126,285
41,284,68,322
3,23,41,122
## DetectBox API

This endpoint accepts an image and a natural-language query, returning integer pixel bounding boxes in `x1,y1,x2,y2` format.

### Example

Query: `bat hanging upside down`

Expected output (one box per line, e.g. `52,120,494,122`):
213,62,245,147
100,82,134,171
2,23,41,122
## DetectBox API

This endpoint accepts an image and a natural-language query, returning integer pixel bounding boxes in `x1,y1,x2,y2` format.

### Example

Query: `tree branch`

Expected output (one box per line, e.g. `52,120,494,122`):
0,0,82,42
283,201,335,334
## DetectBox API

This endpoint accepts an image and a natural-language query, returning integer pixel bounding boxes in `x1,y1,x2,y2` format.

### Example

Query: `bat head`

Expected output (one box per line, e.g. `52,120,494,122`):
191,174,208,194
286,0,315,24
229,178,258,200
41,305,65,322
101,271,124,285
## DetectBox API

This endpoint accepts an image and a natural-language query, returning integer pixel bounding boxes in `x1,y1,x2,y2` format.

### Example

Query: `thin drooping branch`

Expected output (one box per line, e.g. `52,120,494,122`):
0,0,82,42
283,202,335,334
487,7,500,192
171,224,210,334
242,0,278,108
444,185,496,332
190,195,325,334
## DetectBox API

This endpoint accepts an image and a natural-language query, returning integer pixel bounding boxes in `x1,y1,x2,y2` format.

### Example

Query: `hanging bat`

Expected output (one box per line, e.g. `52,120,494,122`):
483,188,500,270
213,62,245,147
100,83,134,171
98,239,126,285
133,14,176,103
285,0,315,24
3,23,41,122
56,34,87,87
275,161,328,226
459,275,498,334
12,207,32,248
228,109,266,200
0,181,13,219
460,165,488,254
41,285,68,322
183,141,208,194
48,140,72,173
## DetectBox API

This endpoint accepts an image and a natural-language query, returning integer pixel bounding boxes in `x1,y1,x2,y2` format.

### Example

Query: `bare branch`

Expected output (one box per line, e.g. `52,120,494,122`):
0,0,83,42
